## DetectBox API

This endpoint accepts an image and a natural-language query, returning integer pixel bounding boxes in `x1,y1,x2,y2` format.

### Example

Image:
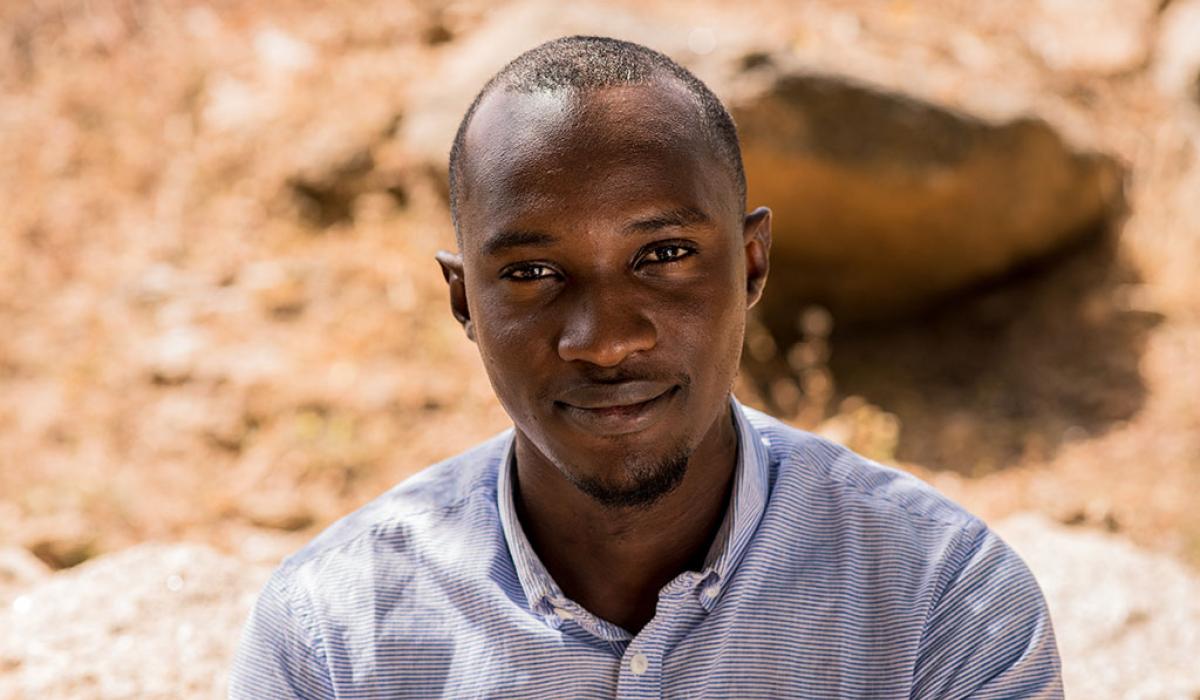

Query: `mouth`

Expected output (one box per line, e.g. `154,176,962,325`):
555,382,679,436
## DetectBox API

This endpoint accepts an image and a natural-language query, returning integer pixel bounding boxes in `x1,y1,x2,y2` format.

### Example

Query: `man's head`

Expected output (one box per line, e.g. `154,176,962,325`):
447,36,747,240
437,36,771,509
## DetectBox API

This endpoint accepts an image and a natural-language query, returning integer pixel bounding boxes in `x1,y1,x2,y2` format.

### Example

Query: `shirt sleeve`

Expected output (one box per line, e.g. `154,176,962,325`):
910,523,1064,700
228,569,336,700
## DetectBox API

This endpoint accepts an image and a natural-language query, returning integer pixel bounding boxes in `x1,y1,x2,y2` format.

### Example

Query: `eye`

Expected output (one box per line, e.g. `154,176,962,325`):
641,243,696,265
501,263,559,281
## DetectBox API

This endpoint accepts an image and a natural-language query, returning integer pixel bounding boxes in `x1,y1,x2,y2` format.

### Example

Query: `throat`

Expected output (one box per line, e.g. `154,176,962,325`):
529,503,729,634
511,408,739,633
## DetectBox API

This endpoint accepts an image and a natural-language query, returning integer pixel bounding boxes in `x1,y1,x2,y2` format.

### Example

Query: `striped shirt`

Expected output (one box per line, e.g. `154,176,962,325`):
230,398,1063,699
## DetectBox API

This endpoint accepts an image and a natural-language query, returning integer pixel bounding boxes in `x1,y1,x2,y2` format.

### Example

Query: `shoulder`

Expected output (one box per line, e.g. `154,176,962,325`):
272,428,512,592
230,431,516,697
744,405,977,533
742,404,1031,600
740,406,1061,694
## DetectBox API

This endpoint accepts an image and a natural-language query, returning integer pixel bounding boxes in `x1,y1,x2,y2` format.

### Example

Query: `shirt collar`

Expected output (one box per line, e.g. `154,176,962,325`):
694,395,772,609
496,395,772,624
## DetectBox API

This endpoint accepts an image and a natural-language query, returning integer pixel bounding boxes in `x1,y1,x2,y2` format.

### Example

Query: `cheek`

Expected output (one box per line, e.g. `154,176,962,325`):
469,290,556,406
662,277,746,376
692,306,745,379
471,278,532,347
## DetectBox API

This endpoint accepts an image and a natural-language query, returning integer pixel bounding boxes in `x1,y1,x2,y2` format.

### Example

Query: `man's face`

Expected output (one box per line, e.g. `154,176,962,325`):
442,77,770,507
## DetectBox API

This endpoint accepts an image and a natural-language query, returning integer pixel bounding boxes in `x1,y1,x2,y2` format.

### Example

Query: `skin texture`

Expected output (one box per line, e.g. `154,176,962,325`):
438,75,771,633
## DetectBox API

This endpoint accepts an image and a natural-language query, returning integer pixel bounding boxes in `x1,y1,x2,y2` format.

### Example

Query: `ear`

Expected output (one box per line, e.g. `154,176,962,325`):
742,206,772,308
435,250,476,342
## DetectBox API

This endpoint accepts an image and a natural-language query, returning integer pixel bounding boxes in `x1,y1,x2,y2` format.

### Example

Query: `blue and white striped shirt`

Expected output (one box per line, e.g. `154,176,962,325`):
230,399,1062,698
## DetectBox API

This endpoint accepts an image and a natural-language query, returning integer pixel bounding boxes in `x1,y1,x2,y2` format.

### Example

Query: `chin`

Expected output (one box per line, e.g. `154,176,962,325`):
555,436,695,509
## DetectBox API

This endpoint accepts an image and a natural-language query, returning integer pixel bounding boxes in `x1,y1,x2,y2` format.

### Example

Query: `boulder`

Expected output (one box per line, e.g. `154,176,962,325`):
0,543,271,700
0,547,50,606
998,514,1200,699
732,65,1125,328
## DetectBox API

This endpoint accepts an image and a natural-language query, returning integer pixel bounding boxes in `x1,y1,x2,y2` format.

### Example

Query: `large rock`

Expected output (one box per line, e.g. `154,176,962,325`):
0,547,50,607
733,65,1125,328
998,515,1200,699
0,544,271,700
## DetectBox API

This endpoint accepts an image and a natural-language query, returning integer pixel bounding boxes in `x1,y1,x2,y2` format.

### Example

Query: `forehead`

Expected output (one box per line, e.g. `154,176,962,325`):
456,78,737,249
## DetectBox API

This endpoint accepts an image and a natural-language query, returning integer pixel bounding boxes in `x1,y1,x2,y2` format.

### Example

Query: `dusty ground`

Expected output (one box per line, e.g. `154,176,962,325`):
0,0,1198,696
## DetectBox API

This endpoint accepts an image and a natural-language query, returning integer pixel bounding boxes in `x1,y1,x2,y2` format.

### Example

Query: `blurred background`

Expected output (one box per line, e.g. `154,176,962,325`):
0,0,1198,697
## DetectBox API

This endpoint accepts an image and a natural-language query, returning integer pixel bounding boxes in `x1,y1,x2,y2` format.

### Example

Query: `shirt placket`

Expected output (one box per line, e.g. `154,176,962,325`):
613,580,702,700
616,638,663,699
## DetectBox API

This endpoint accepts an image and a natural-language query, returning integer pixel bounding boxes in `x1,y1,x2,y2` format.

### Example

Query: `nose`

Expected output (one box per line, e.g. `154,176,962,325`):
557,286,657,367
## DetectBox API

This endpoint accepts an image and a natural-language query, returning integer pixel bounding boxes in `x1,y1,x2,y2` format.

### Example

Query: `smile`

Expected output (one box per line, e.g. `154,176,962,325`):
555,382,679,436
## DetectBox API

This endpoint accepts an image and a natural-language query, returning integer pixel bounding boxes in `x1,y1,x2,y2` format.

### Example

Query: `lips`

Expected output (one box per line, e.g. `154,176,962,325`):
555,380,679,436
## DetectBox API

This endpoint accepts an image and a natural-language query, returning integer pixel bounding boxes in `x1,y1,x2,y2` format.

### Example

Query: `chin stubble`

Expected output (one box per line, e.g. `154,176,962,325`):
570,444,692,510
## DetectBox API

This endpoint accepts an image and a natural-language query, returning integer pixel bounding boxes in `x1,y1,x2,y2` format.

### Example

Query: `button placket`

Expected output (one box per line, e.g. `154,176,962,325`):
616,645,663,699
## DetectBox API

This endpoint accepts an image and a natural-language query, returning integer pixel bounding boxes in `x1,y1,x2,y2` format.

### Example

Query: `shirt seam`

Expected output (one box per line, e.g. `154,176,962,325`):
280,474,497,579
913,519,989,664
771,429,974,531
824,472,974,529
280,573,336,696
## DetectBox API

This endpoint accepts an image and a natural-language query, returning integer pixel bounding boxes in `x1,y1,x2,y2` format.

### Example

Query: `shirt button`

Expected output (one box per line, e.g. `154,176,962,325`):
554,607,574,621
704,584,721,599
630,652,649,676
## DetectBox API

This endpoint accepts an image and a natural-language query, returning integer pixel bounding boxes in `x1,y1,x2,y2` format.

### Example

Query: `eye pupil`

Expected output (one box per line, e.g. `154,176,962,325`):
506,264,552,281
653,245,686,262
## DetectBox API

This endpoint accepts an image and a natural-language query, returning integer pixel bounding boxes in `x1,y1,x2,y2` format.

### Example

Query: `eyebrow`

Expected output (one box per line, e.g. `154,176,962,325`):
624,206,711,233
481,229,557,257
479,206,712,257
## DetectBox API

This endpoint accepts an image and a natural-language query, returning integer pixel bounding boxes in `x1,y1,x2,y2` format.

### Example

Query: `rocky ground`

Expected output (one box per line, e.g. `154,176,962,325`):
1,0,1198,698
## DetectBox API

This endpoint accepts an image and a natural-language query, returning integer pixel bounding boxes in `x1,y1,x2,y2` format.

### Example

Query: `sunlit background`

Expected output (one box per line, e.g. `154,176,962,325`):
1,0,1198,697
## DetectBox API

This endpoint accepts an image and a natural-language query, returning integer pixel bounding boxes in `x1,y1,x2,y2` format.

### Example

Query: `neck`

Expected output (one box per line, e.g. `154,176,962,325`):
512,401,739,633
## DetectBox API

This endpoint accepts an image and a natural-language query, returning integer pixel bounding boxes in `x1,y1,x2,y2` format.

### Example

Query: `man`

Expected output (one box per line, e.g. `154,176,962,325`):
231,36,1062,698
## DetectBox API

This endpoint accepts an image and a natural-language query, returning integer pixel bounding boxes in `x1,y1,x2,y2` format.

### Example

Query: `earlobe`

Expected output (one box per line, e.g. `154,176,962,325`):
435,250,475,342
743,207,772,308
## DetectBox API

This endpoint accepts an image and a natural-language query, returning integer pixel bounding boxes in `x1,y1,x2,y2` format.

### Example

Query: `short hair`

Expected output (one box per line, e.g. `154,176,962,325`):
447,35,747,240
